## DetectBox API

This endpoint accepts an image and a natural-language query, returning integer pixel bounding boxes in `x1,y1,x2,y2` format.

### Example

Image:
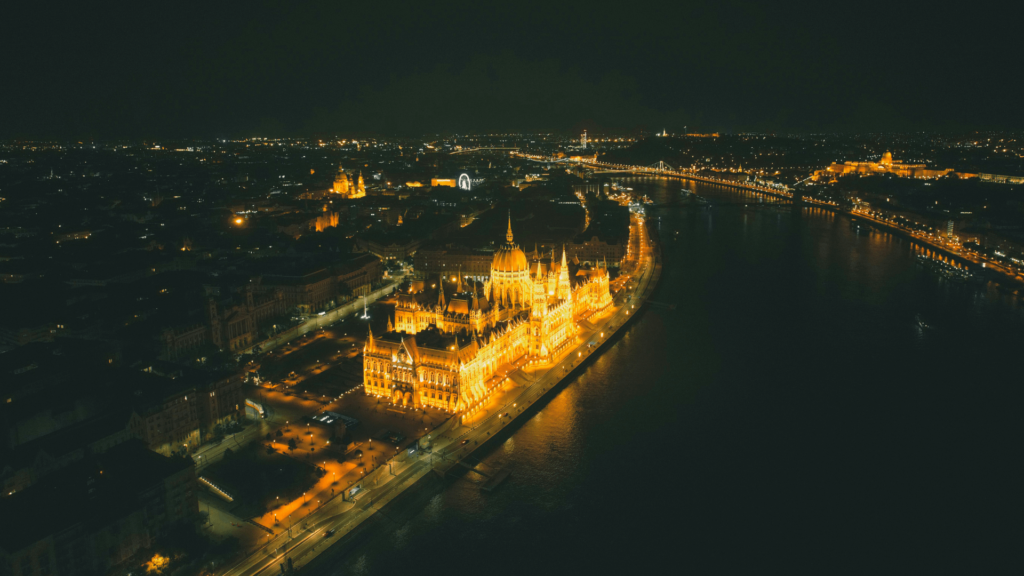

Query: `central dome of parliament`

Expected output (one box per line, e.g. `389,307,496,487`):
492,217,528,273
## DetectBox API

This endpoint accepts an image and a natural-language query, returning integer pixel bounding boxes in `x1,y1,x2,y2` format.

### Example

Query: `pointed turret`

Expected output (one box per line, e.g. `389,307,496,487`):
530,260,547,355
456,266,463,293
437,275,446,308
532,261,547,319
472,283,480,311
387,315,394,332
367,324,374,349
506,211,514,243
557,246,571,300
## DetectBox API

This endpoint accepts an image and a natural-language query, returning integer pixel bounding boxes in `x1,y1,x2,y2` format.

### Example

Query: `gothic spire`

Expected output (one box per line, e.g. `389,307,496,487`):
557,245,571,300
438,274,446,308
506,211,514,243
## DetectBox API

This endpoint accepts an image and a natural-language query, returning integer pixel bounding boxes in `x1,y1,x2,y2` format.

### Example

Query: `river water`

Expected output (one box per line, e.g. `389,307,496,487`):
326,179,1023,574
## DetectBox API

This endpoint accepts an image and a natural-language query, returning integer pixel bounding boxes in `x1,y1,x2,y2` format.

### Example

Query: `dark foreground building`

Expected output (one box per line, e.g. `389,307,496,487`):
0,440,198,576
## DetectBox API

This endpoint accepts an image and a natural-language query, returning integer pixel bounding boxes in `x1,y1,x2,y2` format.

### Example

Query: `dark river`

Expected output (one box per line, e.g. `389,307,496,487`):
326,179,1023,574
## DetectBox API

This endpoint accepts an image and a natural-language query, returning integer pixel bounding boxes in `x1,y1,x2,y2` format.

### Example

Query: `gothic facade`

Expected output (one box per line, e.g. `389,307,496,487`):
363,220,612,413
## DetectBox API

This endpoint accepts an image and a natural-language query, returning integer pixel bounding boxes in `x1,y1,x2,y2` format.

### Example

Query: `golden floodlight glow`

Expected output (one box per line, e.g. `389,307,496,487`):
145,554,170,573
362,219,620,413
235,218,243,225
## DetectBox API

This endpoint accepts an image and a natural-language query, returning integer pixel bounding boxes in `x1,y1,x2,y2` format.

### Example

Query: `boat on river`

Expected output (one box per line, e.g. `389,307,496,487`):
915,313,934,330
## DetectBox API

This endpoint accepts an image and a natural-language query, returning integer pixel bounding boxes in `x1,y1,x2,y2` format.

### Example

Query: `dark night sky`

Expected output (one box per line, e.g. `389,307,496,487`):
2,0,1021,138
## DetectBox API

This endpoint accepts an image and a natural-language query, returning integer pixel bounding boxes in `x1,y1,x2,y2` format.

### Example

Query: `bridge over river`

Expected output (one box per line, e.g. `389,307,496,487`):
517,153,803,202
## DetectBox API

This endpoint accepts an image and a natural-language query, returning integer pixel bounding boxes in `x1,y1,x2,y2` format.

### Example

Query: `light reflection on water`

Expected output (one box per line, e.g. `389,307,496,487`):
323,178,1024,575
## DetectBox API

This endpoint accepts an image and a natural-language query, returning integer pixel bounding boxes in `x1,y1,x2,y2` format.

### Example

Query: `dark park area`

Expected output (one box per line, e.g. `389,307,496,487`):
202,444,323,519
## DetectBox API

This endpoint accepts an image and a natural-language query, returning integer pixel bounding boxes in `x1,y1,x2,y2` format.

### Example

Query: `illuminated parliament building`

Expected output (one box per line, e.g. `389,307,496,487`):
364,219,612,412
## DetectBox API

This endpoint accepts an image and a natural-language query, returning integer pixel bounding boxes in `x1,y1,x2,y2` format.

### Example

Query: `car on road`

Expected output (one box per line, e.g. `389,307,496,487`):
461,439,469,445
324,529,335,537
